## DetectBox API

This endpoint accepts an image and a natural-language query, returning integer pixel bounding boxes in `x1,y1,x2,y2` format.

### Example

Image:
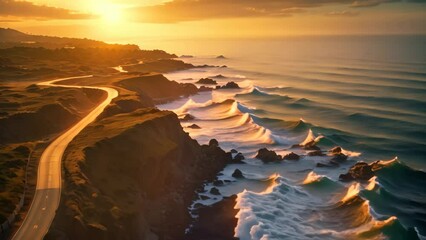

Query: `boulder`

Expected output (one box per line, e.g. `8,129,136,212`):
210,74,227,79
230,149,238,154
187,124,201,129
339,161,375,182
198,86,213,92
233,153,245,162
329,146,342,155
180,114,195,121
331,153,348,162
283,152,300,161
216,82,240,89
216,55,226,59
196,78,217,85
213,180,224,186
232,169,244,178
255,148,282,162
210,187,221,195
308,150,325,156
199,195,210,200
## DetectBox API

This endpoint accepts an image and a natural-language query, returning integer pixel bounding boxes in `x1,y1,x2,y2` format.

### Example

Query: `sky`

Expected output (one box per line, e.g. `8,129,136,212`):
0,0,425,43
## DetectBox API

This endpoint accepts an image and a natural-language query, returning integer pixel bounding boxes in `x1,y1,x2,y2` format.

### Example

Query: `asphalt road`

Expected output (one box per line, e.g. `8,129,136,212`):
12,76,118,240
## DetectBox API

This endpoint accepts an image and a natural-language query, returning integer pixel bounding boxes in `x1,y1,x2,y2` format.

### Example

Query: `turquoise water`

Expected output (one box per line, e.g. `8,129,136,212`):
157,36,426,239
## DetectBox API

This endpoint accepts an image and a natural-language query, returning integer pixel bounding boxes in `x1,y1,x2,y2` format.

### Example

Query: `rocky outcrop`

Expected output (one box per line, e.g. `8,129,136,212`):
232,169,244,178
122,59,193,73
117,73,198,104
255,148,282,162
216,82,240,89
196,78,217,85
339,161,386,182
186,195,238,240
47,109,231,240
283,152,300,161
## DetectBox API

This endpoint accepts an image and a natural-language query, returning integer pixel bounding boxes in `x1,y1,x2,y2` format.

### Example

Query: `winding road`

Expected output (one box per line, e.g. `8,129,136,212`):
12,76,118,240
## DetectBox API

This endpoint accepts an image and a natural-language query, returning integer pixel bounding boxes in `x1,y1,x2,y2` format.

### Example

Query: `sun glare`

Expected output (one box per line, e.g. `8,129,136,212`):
93,2,123,24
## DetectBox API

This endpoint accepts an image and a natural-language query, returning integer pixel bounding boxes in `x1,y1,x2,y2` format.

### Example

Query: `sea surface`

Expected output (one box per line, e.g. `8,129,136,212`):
154,36,426,240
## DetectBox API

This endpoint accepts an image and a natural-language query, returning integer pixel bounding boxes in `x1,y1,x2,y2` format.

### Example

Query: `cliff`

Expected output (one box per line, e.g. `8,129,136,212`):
117,73,198,104
46,108,230,240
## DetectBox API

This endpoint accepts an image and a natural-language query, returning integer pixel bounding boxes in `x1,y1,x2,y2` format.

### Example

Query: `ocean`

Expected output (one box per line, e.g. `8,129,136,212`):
153,35,426,239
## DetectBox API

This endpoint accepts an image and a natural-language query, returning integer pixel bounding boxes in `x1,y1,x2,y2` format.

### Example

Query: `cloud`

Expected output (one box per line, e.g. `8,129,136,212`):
127,0,425,23
351,0,396,7
325,10,360,16
0,0,94,20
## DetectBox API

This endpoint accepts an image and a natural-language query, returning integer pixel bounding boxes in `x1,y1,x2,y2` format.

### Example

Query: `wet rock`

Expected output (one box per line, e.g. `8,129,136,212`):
233,153,245,162
331,153,348,162
232,169,244,178
213,180,224,186
283,152,300,161
329,146,342,155
230,149,238,154
196,78,217,85
199,195,210,200
308,150,325,156
255,148,282,162
194,203,205,209
180,114,195,121
198,86,213,92
210,74,227,79
216,82,240,89
339,161,375,182
209,139,219,148
210,187,221,195
216,55,226,59
302,141,320,150
187,124,201,129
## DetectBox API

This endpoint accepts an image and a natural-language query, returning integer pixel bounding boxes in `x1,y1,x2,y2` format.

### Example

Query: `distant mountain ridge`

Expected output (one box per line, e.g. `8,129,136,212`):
0,28,139,50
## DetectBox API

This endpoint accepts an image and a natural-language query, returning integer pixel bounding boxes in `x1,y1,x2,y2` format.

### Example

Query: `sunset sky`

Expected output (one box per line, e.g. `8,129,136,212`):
1,0,425,42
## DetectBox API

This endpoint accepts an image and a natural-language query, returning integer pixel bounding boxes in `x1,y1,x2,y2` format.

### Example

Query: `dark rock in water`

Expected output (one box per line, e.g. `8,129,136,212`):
210,187,221,195
331,153,348,162
193,203,205,209
329,146,342,155
187,124,201,129
213,180,224,186
283,152,300,161
180,55,194,58
339,161,375,182
216,55,226,59
216,81,240,89
199,195,210,200
255,148,282,162
303,141,320,150
180,114,195,121
196,78,217,85
209,139,219,148
224,180,231,183
210,74,227,79
230,149,238,154
317,162,329,168
232,169,244,178
308,150,325,156
186,195,238,240
198,86,213,92
220,65,227,68
234,153,245,162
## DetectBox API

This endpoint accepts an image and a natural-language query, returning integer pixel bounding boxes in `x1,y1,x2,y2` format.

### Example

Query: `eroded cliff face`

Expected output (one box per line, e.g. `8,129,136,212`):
46,108,229,240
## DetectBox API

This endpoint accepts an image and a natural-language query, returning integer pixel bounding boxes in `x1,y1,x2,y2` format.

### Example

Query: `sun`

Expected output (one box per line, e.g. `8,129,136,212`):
93,2,124,24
